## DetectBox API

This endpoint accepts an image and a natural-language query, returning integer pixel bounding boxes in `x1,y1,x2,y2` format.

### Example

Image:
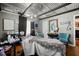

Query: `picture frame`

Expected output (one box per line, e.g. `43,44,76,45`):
49,19,58,32
3,19,15,31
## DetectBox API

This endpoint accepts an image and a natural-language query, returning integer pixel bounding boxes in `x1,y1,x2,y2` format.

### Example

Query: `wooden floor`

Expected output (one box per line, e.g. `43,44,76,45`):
5,44,23,56
66,45,79,56
75,46,79,56
5,43,79,56
13,44,78,56
66,45,75,56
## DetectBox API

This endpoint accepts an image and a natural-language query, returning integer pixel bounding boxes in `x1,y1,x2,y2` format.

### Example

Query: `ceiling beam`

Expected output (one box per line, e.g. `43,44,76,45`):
21,3,33,15
38,3,71,17
39,7,79,20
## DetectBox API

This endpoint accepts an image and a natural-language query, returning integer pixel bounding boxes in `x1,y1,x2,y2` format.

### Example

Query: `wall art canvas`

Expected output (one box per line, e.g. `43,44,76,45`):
3,19,14,30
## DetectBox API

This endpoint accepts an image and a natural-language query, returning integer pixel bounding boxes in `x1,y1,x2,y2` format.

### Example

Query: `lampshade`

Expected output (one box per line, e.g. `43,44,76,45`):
20,31,24,35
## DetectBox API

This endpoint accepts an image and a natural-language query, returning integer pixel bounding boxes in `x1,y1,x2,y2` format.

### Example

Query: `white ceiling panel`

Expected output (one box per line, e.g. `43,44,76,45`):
65,3,79,11
1,3,79,19
44,3,64,9
25,3,50,15
2,3,31,13
37,3,65,15
39,11,56,18
54,7,67,14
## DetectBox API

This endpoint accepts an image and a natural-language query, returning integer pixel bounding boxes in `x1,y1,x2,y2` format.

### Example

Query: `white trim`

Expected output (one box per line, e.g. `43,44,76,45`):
69,14,79,47
73,14,79,47
73,15,76,46
67,14,76,47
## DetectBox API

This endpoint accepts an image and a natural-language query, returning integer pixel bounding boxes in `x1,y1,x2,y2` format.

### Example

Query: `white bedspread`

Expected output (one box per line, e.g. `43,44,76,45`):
22,36,65,56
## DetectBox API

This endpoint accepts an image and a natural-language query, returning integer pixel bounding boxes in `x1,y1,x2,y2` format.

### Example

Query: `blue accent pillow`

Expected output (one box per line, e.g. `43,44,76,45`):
58,33,69,43
36,32,44,38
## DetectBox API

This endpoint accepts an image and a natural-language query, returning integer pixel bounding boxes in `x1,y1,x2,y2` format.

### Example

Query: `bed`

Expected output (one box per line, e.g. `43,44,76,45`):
22,36,66,56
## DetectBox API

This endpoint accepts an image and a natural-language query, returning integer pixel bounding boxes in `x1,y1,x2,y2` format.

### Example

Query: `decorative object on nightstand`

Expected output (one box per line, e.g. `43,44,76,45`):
47,32,58,38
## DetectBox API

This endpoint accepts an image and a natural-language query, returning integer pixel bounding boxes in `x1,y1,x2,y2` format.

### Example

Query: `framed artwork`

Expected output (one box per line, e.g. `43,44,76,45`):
3,19,15,30
60,21,72,31
49,19,58,32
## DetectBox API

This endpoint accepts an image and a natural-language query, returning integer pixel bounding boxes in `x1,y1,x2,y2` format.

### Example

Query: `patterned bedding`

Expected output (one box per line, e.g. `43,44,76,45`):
32,37,65,56
22,36,66,56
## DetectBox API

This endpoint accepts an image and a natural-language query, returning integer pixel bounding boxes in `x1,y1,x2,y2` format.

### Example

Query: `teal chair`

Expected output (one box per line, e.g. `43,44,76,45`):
58,33,69,43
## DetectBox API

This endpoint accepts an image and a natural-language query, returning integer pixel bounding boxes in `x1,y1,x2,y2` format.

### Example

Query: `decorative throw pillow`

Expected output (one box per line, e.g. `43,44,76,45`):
36,32,44,38
58,33,69,43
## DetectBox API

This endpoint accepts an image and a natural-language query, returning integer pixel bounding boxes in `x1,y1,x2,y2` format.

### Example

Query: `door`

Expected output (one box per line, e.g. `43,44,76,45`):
19,16,27,36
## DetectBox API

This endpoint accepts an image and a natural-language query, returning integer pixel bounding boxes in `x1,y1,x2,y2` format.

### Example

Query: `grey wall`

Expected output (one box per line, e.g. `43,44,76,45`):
0,11,19,38
41,10,79,46
38,20,43,32
34,20,43,32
